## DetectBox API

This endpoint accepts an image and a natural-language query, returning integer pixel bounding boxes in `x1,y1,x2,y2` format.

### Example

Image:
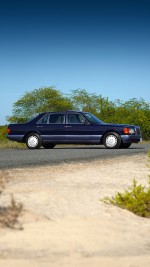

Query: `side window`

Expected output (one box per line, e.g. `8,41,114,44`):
37,114,49,124
48,114,65,124
68,114,86,124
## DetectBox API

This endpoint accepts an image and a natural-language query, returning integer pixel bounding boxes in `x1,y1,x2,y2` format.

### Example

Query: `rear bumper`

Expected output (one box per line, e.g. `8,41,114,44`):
121,135,142,143
7,135,24,142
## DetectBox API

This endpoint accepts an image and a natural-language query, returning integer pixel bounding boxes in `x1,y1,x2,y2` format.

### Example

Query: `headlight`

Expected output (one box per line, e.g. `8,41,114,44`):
123,127,135,134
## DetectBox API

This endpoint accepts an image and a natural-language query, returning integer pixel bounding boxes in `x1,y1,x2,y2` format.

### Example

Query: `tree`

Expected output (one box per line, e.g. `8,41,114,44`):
71,89,115,118
7,87,74,123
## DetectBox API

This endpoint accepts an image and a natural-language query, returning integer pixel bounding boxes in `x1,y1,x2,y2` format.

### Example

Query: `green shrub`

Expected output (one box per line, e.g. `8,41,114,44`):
102,151,150,218
0,125,7,142
103,179,150,217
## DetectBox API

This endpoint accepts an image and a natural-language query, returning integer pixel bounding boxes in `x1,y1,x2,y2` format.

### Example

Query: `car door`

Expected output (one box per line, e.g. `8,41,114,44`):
65,113,92,143
36,113,66,143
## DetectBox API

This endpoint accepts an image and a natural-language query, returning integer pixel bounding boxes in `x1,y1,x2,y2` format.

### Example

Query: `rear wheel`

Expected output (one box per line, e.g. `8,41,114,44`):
42,144,55,149
26,133,42,149
103,132,121,149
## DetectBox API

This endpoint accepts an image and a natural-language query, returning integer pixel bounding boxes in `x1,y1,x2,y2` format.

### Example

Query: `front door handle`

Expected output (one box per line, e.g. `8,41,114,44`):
64,125,72,128
37,126,43,128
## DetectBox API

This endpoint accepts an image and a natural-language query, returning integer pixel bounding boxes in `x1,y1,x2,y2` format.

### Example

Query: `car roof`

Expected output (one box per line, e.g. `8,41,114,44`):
44,110,82,114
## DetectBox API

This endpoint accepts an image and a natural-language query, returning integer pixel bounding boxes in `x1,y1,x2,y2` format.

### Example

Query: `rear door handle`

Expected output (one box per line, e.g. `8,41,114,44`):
37,126,43,128
64,125,72,128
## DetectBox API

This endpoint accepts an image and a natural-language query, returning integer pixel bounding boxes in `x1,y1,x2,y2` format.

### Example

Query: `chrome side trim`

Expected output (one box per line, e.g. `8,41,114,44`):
41,135,86,137
41,135,102,138
92,135,102,138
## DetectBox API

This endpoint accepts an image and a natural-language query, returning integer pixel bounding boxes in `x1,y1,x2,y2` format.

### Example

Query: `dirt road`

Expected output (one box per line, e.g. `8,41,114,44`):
0,154,150,267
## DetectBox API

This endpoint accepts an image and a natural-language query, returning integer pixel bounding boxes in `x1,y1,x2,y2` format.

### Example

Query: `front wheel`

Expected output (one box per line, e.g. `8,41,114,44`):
26,133,42,149
103,132,121,149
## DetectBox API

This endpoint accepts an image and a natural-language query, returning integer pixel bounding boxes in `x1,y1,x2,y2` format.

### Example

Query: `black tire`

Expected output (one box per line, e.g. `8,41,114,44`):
103,132,121,149
26,133,42,149
120,143,131,149
42,144,56,149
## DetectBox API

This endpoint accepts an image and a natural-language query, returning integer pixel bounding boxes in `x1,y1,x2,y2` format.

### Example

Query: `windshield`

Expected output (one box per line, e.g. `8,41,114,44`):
84,113,103,124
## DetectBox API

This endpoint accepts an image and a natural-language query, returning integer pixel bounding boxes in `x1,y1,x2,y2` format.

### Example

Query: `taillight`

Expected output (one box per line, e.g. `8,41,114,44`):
7,128,11,134
123,127,135,134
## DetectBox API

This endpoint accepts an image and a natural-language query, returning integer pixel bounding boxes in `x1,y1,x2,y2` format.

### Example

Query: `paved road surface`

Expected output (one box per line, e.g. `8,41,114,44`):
0,144,149,169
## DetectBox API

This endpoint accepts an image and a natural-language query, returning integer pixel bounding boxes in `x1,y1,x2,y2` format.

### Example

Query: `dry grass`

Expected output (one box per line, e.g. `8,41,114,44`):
0,171,23,229
0,141,26,149
0,171,8,195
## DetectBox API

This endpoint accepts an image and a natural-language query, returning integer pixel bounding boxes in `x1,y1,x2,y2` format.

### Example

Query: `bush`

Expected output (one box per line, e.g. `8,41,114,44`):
103,179,150,217
102,151,150,218
0,125,7,142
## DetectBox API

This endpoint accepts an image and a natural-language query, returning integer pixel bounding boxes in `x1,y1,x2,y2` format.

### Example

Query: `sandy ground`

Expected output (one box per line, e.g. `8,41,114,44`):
0,154,150,267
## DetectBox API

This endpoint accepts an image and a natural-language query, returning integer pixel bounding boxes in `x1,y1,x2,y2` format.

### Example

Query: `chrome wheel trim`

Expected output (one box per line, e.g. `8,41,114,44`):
105,135,117,148
27,136,39,148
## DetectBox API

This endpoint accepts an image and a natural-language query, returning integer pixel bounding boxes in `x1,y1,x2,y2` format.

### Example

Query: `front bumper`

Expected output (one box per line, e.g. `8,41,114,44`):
121,135,142,144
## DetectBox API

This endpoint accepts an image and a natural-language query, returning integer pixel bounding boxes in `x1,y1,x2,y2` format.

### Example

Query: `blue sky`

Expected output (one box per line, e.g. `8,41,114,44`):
0,0,150,124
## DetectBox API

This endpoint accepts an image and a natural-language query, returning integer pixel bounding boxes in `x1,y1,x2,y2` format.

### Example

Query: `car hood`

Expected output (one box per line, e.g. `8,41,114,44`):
98,123,139,127
102,123,139,128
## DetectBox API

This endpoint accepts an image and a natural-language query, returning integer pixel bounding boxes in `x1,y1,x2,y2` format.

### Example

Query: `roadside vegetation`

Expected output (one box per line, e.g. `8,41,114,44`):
102,151,150,218
0,171,23,229
0,126,25,149
0,87,150,148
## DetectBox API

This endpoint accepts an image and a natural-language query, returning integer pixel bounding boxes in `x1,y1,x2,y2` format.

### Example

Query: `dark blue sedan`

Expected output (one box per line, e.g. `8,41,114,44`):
7,111,142,149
